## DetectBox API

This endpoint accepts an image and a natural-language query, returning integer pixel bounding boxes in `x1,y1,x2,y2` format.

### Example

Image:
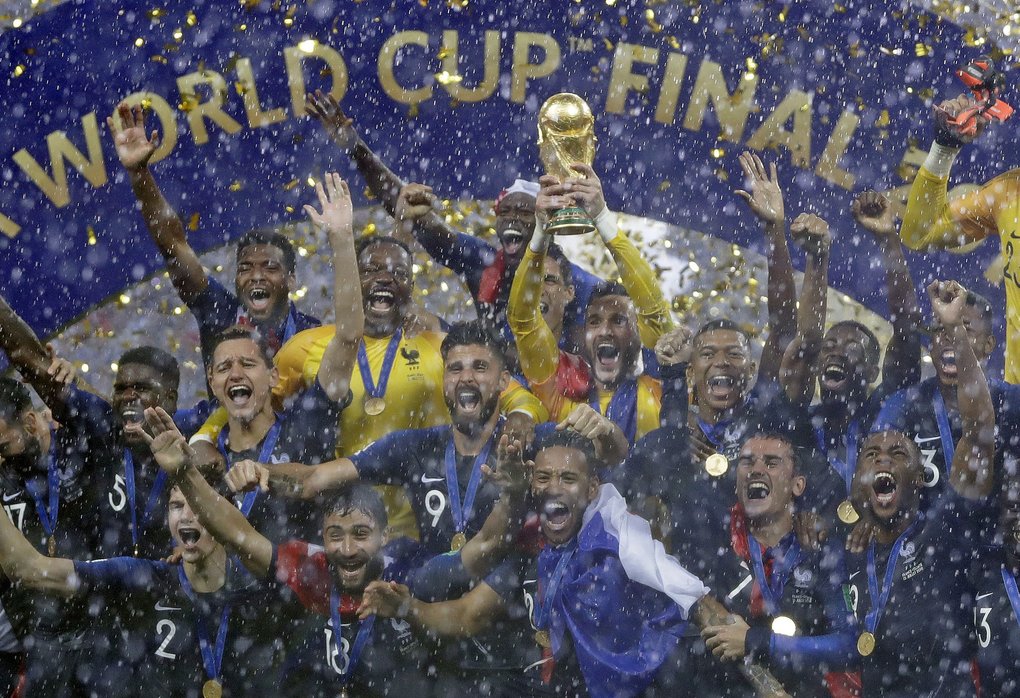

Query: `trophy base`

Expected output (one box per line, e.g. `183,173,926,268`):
545,206,596,236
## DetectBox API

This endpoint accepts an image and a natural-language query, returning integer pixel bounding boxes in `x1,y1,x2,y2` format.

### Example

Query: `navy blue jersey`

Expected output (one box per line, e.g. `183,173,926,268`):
845,490,982,697
219,379,344,542
273,538,433,696
808,379,900,496
73,556,297,697
690,380,843,519
970,548,1020,697
416,231,599,354
873,378,1020,517
351,422,555,555
187,277,320,363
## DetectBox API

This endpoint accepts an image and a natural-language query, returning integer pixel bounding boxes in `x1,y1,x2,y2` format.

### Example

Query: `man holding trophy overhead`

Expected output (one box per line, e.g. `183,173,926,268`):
509,93,677,444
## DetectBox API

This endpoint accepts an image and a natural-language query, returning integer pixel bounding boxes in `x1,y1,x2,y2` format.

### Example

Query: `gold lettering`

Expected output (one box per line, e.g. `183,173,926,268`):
511,32,560,104
654,53,689,125
378,31,433,105
176,70,243,145
682,59,758,142
745,90,812,168
283,42,348,116
235,58,287,128
114,92,179,165
12,112,107,208
441,30,500,103
814,109,860,190
0,212,20,239
605,43,660,114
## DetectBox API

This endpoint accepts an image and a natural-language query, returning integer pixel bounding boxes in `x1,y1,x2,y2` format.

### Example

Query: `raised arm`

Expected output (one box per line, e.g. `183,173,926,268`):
305,90,459,251
0,502,76,595
780,214,830,405
138,407,274,577
734,153,797,383
507,219,562,385
654,326,693,429
107,103,208,303
567,164,676,345
303,173,363,402
852,191,922,389
0,292,68,411
932,281,997,500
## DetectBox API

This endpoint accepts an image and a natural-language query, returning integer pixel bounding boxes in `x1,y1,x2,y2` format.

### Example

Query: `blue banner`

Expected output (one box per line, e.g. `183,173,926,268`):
0,0,1013,373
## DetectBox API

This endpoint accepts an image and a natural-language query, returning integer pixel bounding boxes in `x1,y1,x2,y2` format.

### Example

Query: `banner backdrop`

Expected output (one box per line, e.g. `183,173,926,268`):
0,0,1014,372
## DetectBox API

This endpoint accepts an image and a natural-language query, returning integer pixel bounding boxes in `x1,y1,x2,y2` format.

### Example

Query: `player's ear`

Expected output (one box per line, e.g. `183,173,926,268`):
792,474,806,498
269,365,280,390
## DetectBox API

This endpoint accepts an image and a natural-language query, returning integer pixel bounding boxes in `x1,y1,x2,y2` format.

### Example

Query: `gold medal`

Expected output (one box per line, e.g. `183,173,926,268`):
704,453,729,477
47,537,56,557
451,531,467,552
837,500,860,525
857,631,876,657
340,687,349,698
534,630,551,648
771,615,797,636
363,397,386,416
202,679,223,698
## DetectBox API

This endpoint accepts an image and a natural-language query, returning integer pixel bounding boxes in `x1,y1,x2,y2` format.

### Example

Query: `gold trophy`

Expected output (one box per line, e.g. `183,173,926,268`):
537,93,598,236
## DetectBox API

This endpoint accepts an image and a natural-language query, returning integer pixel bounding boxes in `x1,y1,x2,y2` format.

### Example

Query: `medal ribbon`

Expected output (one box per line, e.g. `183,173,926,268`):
124,449,169,551
235,304,298,353
814,418,860,494
24,440,60,539
863,520,919,639
1000,566,1020,629
330,584,375,689
534,541,577,634
444,418,502,536
932,389,956,476
357,330,403,400
747,533,803,616
589,379,639,445
178,566,231,686
697,416,732,451
217,420,283,517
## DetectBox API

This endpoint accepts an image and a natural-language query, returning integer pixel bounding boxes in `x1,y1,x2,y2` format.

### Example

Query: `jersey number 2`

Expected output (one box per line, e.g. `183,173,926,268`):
155,619,178,659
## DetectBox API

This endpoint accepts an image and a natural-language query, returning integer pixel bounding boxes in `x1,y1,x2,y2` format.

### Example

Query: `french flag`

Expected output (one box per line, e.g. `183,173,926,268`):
540,484,709,697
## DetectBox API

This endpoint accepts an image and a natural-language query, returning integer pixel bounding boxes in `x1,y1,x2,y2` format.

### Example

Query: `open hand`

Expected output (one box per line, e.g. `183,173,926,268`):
481,434,531,496
107,102,160,172
735,152,784,225
132,407,194,478
358,580,411,620
304,172,353,239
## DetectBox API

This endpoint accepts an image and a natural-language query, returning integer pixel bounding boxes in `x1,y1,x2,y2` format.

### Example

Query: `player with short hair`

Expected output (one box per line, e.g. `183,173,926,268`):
809,191,923,500
507,165,675,444
0,439,301,698
304,90,602,355
846,280,995,696
108,102,320,361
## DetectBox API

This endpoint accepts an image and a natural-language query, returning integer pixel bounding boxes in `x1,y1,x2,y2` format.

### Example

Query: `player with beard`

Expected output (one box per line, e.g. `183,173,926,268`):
360,429,802,698
208,173,361,542
506,166,674,442
140,405,543,696
695,433,857,698
899,92,1020,384
810,191,923,500
872,285,1020,515
304,90,601,355
0,428,303,698
970,476,1020,694
108,102,319,361
223,322,624,695
845,279,995,697
194,234,548,539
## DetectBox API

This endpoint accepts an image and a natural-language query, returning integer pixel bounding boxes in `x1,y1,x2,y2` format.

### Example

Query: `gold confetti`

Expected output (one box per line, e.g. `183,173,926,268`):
229,180,243,192
283,179,300,191
87,226,98,246
185,11,197,26
12,64,25,77
187,213,200,231
435,70,463,85
644,8,662,33
876,109,891,127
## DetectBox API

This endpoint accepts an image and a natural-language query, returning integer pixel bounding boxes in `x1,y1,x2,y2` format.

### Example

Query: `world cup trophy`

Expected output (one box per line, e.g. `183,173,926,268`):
537,93,598,235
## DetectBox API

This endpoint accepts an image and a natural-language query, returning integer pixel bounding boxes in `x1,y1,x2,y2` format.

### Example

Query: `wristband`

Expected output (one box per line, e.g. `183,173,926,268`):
921,141,961,178
594,206,619,242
